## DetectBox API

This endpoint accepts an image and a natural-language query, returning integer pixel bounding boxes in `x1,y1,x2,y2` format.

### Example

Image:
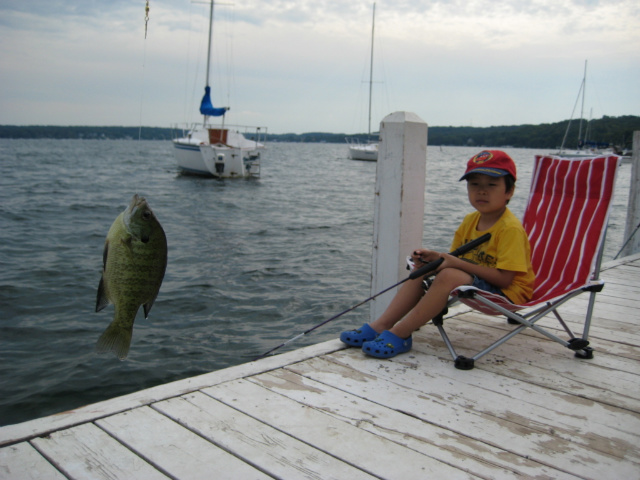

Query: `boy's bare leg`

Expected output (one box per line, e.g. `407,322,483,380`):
368,276,426,333
387,268,472,339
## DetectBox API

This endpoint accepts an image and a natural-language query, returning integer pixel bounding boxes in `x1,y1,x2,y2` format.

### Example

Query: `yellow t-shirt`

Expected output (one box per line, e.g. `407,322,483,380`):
451,208,535,304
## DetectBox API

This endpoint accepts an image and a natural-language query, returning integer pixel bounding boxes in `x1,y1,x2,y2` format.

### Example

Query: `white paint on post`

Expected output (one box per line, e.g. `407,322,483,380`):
621,131,640,257
370,112,428,323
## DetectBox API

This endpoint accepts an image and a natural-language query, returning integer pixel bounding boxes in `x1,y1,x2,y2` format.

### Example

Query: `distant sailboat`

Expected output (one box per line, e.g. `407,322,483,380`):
553,61,612,158
172,1,267,178
347,3,378,162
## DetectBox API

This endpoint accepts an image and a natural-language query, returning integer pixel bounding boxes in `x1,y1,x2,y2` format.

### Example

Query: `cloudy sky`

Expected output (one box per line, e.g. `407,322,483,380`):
1,0,638,134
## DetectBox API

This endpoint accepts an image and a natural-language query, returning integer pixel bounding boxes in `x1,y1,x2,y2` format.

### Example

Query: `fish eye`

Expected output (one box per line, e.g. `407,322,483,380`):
142,210,152,220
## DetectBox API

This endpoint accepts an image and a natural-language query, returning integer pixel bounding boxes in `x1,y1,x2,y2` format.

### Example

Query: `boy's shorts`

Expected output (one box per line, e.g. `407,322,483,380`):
471,275,511,302
420,273,511,303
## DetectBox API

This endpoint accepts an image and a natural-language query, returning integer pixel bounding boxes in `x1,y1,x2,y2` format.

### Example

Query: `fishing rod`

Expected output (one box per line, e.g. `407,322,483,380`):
254,233,491,360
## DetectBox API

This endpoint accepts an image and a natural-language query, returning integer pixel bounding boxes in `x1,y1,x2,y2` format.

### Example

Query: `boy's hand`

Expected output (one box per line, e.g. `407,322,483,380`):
411,249,441,265
411,251,460,273
435,252,460,271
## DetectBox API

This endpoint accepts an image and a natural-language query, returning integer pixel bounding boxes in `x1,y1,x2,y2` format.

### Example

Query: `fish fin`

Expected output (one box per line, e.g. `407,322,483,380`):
96,322,132,360
95,276,110,312
142,298,157,318
102,239,109,270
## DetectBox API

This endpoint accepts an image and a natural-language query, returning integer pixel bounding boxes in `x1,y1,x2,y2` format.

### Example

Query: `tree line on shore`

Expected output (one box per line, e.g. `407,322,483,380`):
1,115,638,149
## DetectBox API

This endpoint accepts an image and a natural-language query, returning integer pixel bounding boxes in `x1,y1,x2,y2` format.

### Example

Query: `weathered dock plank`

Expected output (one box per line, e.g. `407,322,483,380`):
202,379,478,479
285,352,640,479
249,368,577,479
30,423,169,480
154,392,377,480
0,442,67,480
96,406,271,480
412,318,640,409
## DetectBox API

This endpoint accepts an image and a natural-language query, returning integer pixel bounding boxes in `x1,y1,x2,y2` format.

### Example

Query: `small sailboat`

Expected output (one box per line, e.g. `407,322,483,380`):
173,1,267,178
552,61,612,158
347,3,379,162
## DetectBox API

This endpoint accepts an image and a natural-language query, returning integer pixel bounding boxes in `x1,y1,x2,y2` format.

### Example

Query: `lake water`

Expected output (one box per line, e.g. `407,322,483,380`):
0,140,632,426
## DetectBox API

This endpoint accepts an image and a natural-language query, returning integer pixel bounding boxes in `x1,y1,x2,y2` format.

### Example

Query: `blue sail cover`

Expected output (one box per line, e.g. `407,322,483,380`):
199,86,228,117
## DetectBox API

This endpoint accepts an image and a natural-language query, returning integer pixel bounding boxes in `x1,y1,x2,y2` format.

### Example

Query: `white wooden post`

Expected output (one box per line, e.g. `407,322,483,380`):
370,112,428,323
620,131,640,257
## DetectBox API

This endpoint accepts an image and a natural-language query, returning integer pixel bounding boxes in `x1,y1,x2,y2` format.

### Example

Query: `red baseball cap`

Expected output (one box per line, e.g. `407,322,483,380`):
459,150,517,181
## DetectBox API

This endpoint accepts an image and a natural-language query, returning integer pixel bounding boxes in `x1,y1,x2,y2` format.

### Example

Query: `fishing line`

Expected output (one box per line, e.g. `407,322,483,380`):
138,1,150,141
254,234,491,361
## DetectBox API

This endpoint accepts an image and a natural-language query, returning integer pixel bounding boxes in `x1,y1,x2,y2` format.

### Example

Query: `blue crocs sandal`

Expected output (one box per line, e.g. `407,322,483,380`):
340,324,378,347
362,330,412,358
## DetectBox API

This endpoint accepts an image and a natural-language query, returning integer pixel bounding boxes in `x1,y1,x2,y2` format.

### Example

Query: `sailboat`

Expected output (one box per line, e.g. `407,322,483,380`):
553,61,612,158
173,1,267,178
347,3,379,162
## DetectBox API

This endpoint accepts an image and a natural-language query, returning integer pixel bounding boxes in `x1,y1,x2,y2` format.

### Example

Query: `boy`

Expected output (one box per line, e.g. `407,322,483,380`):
340,150,535,358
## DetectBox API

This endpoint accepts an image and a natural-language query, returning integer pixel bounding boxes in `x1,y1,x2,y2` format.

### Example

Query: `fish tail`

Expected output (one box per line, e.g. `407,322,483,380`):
96,322,133,360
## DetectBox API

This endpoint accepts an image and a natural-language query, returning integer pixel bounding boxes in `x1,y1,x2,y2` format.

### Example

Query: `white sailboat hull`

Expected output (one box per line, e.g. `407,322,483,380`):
173,140,209,175
199,144,260,178
348,142,378,161
173,125,263,178
551,148,615,158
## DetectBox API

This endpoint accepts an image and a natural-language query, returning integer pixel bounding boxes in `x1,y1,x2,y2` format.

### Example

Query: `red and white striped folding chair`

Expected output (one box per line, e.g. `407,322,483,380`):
435,154,621,370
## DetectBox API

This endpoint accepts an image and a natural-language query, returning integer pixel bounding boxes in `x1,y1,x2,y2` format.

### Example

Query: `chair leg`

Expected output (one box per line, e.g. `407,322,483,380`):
574,346,594,359
567,338,590,351
432,307,448,325
454,356,475,370
433,309,457,360
433,307,478,370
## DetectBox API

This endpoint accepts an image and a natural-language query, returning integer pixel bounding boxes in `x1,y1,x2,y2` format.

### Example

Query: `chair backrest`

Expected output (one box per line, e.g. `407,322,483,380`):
522,155,620,303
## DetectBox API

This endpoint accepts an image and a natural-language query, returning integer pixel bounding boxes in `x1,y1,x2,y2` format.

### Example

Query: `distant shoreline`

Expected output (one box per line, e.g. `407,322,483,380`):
1,115,638,149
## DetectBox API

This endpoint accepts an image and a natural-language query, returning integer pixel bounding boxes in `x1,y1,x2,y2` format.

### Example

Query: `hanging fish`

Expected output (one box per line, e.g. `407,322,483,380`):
96,194,167,360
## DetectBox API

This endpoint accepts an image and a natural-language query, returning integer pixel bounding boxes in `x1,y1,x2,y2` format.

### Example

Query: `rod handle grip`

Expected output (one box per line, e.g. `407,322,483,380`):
407,233,491,280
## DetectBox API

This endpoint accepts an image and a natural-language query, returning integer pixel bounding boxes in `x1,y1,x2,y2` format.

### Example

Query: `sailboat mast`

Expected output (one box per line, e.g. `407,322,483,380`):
577,59,587,148
205,0,214,88
367,3,376,137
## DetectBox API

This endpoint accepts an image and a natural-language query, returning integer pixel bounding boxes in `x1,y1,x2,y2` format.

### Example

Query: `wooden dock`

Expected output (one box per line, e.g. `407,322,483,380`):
1,254,639,479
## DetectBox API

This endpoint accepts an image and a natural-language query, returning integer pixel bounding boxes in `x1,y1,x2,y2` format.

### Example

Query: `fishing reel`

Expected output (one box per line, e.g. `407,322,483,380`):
406,256,435,292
